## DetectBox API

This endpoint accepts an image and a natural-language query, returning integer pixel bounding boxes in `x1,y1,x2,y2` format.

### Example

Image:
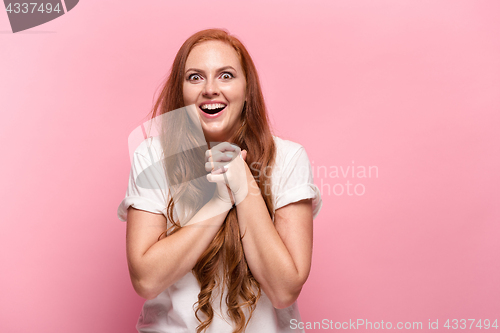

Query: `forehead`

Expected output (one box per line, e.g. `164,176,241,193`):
185,40,243,72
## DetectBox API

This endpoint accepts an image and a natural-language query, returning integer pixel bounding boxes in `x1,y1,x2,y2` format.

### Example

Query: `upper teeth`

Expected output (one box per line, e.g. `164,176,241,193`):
201,103,226,110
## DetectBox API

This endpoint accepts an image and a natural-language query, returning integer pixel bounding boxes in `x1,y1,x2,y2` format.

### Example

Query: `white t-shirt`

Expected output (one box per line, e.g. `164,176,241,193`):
117,135,322,333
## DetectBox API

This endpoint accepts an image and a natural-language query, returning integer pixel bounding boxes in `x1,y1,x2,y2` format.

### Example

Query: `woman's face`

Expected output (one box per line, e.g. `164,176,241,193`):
183,40,247,143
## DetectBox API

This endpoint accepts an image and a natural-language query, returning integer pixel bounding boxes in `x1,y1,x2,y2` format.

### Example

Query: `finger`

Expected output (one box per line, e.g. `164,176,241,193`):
209,151,233,163
211,166,226,175
205,149,213,162
224,145,241,156
206,162,228,173
212,142,237,153
206,144,240,163
223,151,236,160
207,173,227,184
218,148,241,161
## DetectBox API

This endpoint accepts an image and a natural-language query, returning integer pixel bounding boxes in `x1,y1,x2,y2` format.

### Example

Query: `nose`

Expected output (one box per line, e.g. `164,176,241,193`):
202,78,220,97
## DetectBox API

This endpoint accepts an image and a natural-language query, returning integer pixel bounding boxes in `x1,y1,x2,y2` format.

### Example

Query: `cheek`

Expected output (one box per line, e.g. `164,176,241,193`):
223,85,246,102
183,84,197,103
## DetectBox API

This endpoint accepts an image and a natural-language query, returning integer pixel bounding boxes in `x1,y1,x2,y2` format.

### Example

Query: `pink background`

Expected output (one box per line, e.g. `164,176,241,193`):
1,1,499,332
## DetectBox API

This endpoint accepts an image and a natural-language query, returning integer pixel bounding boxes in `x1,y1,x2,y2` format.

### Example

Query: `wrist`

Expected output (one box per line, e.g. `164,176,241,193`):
234,164,261,205
209,196,234,212
183,197,233,227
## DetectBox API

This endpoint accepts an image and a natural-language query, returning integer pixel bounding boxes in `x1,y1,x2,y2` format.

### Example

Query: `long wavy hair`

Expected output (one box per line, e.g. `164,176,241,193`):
149,29,276,333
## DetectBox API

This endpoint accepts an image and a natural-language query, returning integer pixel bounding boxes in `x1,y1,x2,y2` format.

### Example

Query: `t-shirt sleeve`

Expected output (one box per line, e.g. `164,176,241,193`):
117,141,168,222
274,146,322,220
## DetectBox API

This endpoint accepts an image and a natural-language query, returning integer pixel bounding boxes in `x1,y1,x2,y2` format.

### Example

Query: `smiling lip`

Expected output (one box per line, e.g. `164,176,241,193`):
199,101,227,119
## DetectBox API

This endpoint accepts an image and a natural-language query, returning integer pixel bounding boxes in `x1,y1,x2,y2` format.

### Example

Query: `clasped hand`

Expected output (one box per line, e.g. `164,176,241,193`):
205,142,249,206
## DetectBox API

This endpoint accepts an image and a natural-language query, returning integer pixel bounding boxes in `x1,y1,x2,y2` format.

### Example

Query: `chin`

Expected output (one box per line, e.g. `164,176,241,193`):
202,122,239,143
202,129,226,143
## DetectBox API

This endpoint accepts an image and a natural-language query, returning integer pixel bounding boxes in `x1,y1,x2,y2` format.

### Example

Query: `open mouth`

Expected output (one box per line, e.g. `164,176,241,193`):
199,103,227,115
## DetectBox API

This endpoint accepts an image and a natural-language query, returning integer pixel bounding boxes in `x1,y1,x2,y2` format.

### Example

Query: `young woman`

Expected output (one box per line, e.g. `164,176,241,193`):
118,28,322,333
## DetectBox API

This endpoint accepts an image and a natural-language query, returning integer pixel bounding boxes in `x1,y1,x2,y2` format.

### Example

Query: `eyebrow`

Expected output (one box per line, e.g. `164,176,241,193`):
185,66,237,74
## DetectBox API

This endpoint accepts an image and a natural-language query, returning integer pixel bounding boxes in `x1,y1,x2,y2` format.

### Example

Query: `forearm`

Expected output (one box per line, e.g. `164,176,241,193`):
236,171,305,308
131,198,232,299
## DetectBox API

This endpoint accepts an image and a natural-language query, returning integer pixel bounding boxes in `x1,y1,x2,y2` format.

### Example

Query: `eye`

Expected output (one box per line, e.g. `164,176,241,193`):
188,73,202,81
220,72,234,80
